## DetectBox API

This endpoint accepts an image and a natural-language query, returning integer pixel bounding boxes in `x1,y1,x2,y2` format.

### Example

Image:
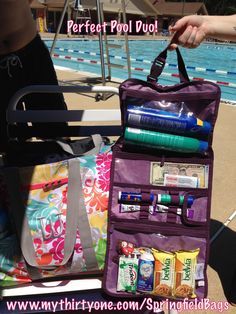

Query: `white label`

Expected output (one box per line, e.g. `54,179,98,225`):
195,263,205,280
164,174,199,188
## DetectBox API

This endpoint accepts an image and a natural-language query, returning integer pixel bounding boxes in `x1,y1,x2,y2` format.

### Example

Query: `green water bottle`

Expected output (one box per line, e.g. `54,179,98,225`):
124,127,208,153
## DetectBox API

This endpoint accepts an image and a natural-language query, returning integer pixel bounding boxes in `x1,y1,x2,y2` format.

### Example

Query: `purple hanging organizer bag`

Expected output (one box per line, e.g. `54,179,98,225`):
103,47,221,301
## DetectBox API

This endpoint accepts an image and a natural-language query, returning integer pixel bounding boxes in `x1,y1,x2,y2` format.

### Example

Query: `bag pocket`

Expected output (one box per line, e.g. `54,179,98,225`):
110,152,211,225
110,184,209,226
119,89,219,156
103,221,208,300
122,90,219,131
113,151,211,189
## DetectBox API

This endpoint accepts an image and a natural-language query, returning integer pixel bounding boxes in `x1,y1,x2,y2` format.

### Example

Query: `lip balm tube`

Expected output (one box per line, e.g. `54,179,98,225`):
118,192,154,203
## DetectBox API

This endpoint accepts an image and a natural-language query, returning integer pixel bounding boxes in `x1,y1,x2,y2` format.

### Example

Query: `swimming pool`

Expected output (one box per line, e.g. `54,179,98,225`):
45,39,236,102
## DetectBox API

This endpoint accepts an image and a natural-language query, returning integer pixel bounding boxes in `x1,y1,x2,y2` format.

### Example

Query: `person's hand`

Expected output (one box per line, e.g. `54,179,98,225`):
168,15,210,50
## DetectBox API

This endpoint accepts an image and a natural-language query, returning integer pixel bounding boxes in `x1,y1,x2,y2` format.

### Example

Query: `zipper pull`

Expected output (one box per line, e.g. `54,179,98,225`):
110,223,114,234
121,91,127,100
160,155,165,167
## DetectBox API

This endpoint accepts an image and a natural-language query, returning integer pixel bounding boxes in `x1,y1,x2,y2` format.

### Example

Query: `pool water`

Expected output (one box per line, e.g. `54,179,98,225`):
45,39,236,102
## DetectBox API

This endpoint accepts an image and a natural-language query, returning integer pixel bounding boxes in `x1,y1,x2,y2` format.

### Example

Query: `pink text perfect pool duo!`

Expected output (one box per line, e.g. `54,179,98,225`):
67,20,158,34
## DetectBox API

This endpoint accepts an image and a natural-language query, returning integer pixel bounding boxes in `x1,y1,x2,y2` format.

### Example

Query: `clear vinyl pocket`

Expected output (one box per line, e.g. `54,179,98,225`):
103,221,208,300
121,91,218,134
120,90,219,156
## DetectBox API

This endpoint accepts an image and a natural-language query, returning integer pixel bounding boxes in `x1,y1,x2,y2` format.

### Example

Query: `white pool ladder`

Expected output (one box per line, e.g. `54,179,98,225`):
100,0,132,80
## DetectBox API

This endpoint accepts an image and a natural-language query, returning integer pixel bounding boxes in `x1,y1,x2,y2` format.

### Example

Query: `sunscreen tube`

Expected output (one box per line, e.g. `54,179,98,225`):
127,105,212,135
124,127,208,153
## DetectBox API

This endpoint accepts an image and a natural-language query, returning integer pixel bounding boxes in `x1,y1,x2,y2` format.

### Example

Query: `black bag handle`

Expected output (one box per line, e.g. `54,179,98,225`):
147,47,190,83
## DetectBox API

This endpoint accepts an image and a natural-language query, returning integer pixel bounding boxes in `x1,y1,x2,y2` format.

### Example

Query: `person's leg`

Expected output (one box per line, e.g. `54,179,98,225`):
17,34,68,139
21,34,67,109
0,35,68,148
0,53,24,151
0,95,11,152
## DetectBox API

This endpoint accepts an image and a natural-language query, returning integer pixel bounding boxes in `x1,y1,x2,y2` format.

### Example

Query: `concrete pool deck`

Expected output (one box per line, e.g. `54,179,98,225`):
56,67,236,314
